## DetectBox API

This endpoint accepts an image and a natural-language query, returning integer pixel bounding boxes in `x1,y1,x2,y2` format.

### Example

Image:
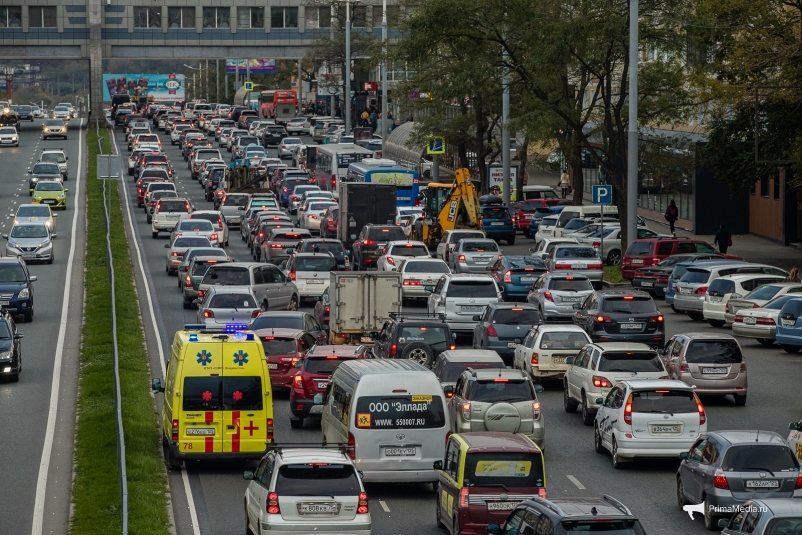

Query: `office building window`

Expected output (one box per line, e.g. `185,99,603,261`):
238,7,264,28
29,6,57,28
372,5,400,27
168,7,195,28
271,7,297,28
134,7,161,28
0,7,21,28
351,6,367,27
305,6,331,28
203,7,230,28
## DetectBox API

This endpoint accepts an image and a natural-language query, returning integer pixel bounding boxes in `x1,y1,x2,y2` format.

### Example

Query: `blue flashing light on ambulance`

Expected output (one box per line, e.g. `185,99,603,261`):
346,158,419,208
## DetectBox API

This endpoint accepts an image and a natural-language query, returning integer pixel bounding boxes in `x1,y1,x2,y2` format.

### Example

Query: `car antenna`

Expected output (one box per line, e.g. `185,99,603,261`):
591,507,598,515
756,429,759,443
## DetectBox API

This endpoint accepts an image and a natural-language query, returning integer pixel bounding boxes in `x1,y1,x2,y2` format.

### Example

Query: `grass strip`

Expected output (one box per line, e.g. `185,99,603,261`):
603,265,627,284
71,127,171,534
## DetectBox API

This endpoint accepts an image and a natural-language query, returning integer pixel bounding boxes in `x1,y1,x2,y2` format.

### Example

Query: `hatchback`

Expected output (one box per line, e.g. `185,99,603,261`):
250,311,328,345
169,219,219,248
426,274,503,333
478,201,516,245
292,238,349,270
151,198,191,238
513,324,591,381
449,239,501,274
534,216,558,243
254,327,318,390
397,258,451,300
435,230,487,262
196,285,260,326
164,235,212,275
527,273,594,321
572,290,665,348
284,252,338,301
261,228,313,264
702,273,786,326
376,240,430,272
488,256,548,300
546,245,603,288
472,303,541,365
3,223,55,264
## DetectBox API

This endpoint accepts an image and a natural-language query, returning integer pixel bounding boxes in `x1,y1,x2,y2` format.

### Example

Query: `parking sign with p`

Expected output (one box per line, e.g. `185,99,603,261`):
592,185,613,205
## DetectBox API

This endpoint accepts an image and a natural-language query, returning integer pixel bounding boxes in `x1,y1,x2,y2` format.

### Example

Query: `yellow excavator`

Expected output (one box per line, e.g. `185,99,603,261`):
417,168,482,249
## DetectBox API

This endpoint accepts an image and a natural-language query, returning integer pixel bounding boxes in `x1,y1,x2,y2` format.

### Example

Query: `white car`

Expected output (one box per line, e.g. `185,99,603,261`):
170,218,219,248
435,229,487,262
731,294,796,344
0,126,19,147
278,137,303,158
396,257,451,299
152,198,192,239
284,252,339,299
701,273,785,327
188,210,229,247
513,324,591,381
376,240,431,271
298,200,337,232
534,215,559,243
285,117,310,134
289,185,321,214
529,237,579,260
594,380,707,469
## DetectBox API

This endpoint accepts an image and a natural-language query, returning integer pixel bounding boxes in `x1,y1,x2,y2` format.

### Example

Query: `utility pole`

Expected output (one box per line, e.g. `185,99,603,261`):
205,59,209,102
626,0,639,250
344,0,352,134
297,60,303,111
216,59,219,102
380,0,388,140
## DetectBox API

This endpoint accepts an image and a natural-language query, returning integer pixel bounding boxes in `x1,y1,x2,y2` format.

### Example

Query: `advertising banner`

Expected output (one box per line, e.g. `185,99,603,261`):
225,59,276,75
487,164,519,201
102,73,185,102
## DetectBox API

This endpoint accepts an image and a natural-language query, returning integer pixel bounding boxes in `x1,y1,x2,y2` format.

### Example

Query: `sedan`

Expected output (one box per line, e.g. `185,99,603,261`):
545,244,604,289
726,282,802,321
278,137,302,158
732,294,798,345
488,256,548,301
42,120,67,140
472,302,541,366
397,258,451,300
196,286,261,326
3,223,55,264
376,240,431,272
449,239,501,273
164,235,212,275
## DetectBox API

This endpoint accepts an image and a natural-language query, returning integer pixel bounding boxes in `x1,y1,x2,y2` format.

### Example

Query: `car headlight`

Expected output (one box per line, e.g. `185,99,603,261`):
58,193,66,198
18,288,29,299
31,177,38,183
32,194,40,199
0,351,11,361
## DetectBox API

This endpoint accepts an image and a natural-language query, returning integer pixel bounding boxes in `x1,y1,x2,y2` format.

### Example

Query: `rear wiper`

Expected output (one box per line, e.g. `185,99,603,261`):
294,493,336,499
606,368,632,372
743,467,775,476
646,410,674,416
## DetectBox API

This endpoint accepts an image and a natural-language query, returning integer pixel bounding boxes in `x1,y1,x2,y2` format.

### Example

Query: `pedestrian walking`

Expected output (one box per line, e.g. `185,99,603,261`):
559,170,570,198
664,199,679,237
714,224,732,254
785,267,801,282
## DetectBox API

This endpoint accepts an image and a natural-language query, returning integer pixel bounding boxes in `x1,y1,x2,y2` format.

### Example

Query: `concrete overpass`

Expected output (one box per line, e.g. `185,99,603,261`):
0,0,401,117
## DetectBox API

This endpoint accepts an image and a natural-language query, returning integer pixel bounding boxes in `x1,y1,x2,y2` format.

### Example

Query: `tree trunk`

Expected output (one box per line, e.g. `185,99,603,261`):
517,134,530,196
474,95,488,193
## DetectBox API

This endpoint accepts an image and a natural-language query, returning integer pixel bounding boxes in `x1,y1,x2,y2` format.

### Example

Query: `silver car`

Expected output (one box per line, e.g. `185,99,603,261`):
426,274,502,333
577,226,664,266
219,193,250,228
278,137,302,158
545,245,604,289
197,262,300,311
195,285,261,326
449,239,501,274
189,210,230,247
527,272,595,320
164,235,212,274
169,218,220,247
3,223,55,263
289,184,321,214
261,228,312,264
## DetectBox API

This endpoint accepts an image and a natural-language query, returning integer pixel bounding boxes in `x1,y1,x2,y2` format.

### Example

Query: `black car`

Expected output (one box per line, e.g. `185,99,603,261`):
249,311,327,345
352,224,407,270
572,290,665,348
487,495,646,535
263,125,288,146
16,105,34,121
0,311,23,382
373,312,454,368
27,162,62,193
0,258,36,323
293,238,349,270
472,302,541,365
203,167,226,201
114,108,132,127
631,252,725,297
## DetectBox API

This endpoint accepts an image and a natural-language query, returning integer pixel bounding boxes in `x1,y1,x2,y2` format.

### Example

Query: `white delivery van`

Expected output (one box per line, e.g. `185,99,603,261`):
320,359,450,484
555,204,619,237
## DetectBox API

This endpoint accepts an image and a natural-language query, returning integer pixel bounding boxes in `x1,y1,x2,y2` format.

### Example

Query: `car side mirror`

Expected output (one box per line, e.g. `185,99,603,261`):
564,356,574,365
164,244,170,248
534,384,544,393
679,452,689,460
433,460,443,470
243,471,254,481
487,524,501,535
64,189,69,193
151,378,164,393
313,393,323,404
452,333,457,340
238,206,245,210
14,333,23,339
572,303,581,310
30,276,37,282
790,422,800,430
192,299,201,306
51,233,57,239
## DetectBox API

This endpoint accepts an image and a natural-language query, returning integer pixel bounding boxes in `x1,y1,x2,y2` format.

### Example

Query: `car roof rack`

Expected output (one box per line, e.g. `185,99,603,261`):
524,496,566,517
654,236,689,240
388,312,446,321
267,443,354,456
601,495,633,516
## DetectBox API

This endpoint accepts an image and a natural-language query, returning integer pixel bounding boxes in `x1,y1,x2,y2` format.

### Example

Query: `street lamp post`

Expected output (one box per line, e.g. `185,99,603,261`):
345,0,352,134
381,0,388,141
626,0,639,250
184,64,202,101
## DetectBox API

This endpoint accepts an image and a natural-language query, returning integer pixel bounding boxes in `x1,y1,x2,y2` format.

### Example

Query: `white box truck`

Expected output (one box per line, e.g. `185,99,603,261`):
329,272,401,345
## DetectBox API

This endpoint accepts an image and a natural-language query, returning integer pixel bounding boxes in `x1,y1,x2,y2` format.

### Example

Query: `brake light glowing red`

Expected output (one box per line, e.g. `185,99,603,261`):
487,324,498,337
459,488,469,508
267,492,280,514
623,393,633,424
293,375,302,388
543,291,554,302
593,375,612,388
358,492,369,514
504,271,512,283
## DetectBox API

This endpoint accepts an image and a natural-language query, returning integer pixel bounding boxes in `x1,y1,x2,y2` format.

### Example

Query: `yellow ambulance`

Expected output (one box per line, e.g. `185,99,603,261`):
152,324,274,468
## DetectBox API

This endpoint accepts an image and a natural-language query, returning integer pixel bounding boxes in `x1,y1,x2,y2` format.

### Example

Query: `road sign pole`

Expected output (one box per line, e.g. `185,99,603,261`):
600,204,604,265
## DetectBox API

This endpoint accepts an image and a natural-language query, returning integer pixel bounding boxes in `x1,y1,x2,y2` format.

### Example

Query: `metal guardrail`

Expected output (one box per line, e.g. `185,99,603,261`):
98,119,130,534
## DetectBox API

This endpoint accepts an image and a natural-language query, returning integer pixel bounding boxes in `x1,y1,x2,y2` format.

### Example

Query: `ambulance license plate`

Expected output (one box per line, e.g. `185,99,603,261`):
186,428,215,436
385,447,416,456
487,501,520,511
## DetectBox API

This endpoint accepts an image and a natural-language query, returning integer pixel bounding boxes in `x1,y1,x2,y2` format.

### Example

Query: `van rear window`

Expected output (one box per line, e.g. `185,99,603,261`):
276,464,361,496
354,395,446,429
182,376,263,411
464,453,544,488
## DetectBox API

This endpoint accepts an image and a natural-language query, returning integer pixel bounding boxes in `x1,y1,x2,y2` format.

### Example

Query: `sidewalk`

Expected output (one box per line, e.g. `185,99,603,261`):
525,165,802,272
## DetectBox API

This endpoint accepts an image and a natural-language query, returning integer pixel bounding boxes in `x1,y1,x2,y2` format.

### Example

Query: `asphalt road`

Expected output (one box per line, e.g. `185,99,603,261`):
110,124,802,535
0,119,85,535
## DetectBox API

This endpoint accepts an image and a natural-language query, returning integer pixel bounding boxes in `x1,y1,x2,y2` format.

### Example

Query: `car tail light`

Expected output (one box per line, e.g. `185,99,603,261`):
740,363,747,373
459,488,469,508
543,291,554,302
680,363,689,372
364,240,376,246
554,263,572,270
267,492,280,514
197,290,205,298
734,315,744,323
293,375,302,388
623,393,633,424
358,492,369,514
504,271,512,283
258,232,264,238
594,315,613,323
650,315,664,323
531,353,539,365
487,324,498,337
185,275,192,285
538,487,547,498
657,276,669,284
532,401,541,419
695,286,708,294
694,393,706,425
592,375,612,388
756,317,776,325
210,234,218,241
460,402,471,421
171,419,179,441
713,469,729,489
795,475,802,490
266,418,274,440
587,262,603,270
288,271,296,281
403,279,421,286
203,310,214,318
592,241,601,248
387,257,395,266
251,310,261,318
309,214,318,219
390,344,397,356
347,432,355,460
271,244,283,248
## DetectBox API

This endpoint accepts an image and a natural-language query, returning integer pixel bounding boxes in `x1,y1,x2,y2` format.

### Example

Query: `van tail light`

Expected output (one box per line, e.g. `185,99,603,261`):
267,492,280,514
487,324,498,337
538,487,547,498
795,475,802,490
504,271,512,283
680,363,689,372
251,310,261,318
288,271,296,281
623,393,633,424
203,310,214,318
593,375,612,388
460,402,471,421
458,255,466,262
713,469,729,489
695,286,708,294
347,432,355,460
293,374,302,388
459,488,469,508
267,418,274,440
389,344,397,356
694,393,706,425
171,419,179,441
543,291,554,302
740,363,747,373
532,401,541,419
650,315,664,323
594,315,613,323
531,353,539,365
357,492,369,514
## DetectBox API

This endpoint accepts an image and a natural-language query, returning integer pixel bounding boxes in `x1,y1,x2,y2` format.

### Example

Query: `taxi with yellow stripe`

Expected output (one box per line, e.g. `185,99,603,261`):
152,323,274,468
433,432,546,535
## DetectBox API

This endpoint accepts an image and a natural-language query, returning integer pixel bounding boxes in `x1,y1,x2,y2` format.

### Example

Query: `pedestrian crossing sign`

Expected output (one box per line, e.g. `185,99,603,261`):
356,413,371,428
426,136,445,155
244,81,254,91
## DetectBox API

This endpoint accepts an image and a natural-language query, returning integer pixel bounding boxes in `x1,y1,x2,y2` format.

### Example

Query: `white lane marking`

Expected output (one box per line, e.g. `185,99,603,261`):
111,131,202,535
380,500,391,513
31,118,84,535
567,475,586,490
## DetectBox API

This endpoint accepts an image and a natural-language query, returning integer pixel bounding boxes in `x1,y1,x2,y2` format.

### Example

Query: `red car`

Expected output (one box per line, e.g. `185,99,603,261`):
289,345,371,428
136,176,167,207
514,200,555,233
621,237,743,279
255,328,318,390
321,207,339,239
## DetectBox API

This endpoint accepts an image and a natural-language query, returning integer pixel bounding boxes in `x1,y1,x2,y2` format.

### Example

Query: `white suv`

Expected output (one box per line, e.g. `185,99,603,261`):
152,198,192,238
426,274,502,333
243,448,371,535
594,380,707,469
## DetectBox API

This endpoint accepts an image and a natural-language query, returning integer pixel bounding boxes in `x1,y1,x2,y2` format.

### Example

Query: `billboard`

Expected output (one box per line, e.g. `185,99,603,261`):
225,59,276,75
101,73,185,102
487,164,519,201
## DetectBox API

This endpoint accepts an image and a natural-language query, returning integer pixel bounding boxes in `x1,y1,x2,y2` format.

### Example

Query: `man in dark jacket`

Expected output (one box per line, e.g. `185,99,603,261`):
714,224,732,254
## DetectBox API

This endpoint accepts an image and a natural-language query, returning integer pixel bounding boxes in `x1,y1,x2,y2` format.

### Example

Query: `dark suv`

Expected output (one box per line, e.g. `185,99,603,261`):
293,238,349,270
373,312,455,368
631,252,724,297
488,495,646,535
0,258,36,323
352,224,407,270
263,125,288,146
0,311,23,382
621,237,742,279
572,290,665,348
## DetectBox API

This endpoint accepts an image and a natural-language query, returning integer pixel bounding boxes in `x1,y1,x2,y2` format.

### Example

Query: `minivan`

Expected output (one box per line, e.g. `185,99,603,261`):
554,205,619,238
320,359,450,483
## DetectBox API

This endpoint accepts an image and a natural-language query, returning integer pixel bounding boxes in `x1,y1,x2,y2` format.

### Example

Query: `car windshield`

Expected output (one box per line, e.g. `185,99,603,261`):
178,220,213,231
684,340,743,364
389,245,429,257
482,207,510,219
565,219,592,231
35,182,63,192
204,267,249,285
303,356,355,375
45,120,63,126
260,337,297,355
447,280,498,298
223,195,249,206
17,206,50,218
492,308,540,324
209,293,257,308
462,241,498,252
33,164,60,174
539,332,589,350
631,390,697,414
173,237,211,248
602,297,657,314
471,380,533,402
0,322,11,339
550,278,593,291
295,256,338,271
449,232,485,243
404,261,449,274
11,225,47,238
627,241,655,256
562,522,646,534
585,227,618,238
463,452,544,489
555,247,597,259
598,351,663,372
0,264,28,282
724,447,800,473
276,463,361,496
283,138,302,144
519,201,542,213
368,227,406,241
142,171,169,180
191,262,217,276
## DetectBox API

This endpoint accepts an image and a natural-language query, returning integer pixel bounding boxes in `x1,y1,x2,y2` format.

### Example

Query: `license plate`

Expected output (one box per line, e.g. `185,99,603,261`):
782,319,795,327
186,428,215,436
746,480,780,488
524,214,533,219
267,363,278,370
43,200,55,204
360,336,373,343
552,357,566,364
385,447,416,456
620,323,642,329
679,287,692,294
475,257,489,262
520,277,538,282
462,306,482,312
710,296,722,303
306,279,324,284
651,425,680,433
641,281,654,287
702,367,728,374
572,264,585,270
0,301,9,306
744,317,757,325
300,503,338,513
507,343,517,348
317,381,328,389
562,297,583,302
490,222,504,226
632,259,644,264
487,501,521,511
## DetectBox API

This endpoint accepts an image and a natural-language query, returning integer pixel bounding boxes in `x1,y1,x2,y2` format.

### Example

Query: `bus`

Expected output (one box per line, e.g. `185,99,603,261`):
346,159,419,207
260,89,297,122
315,143,374,193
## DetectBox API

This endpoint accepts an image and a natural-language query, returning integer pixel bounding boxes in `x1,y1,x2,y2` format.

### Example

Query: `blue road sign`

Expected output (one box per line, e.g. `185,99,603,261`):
592,184,613,205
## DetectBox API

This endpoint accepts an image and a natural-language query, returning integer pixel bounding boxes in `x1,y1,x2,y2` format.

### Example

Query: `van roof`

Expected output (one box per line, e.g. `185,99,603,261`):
455,432,540,452
336,359,432,384
437,350,504,363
